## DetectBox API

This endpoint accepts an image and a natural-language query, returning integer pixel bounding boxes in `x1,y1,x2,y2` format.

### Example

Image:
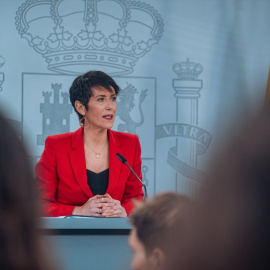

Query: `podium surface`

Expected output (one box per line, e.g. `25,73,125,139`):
40,217,132,270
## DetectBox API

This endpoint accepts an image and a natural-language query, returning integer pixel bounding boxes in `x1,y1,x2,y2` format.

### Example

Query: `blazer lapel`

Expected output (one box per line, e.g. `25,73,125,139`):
69,127,93,198
106,129,123,194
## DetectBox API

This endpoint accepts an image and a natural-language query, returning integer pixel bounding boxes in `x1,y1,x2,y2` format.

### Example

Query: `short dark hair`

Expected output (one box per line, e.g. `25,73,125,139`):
130,192,192,255
0,111,57,270
69,70,120,124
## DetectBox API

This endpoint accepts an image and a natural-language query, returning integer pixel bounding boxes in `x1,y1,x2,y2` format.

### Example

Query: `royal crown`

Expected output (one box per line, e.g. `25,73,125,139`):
173,58,203,80
15,0,164,75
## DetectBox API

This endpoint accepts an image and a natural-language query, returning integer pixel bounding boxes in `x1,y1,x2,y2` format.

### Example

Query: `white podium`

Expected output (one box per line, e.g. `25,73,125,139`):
39,217,132,270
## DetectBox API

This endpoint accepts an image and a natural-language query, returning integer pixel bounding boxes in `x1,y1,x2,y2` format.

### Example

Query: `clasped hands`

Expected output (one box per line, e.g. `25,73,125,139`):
72,193,127,217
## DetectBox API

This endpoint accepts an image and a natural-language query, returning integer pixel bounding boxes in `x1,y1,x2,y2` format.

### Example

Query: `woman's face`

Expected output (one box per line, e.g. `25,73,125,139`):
84,86,117,130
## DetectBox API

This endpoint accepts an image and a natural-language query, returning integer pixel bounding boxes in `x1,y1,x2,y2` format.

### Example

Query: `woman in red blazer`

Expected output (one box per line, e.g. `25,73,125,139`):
35,71,144,217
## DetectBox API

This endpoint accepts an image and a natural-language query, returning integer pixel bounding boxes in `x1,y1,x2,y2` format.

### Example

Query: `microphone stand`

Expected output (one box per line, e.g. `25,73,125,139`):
116,153,148,199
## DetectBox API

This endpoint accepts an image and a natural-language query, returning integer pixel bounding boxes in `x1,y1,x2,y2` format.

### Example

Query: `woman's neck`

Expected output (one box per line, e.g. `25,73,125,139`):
83,126,108,145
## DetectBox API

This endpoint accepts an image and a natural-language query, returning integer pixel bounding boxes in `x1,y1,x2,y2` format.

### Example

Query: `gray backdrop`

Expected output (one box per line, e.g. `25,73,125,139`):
0,0,270,198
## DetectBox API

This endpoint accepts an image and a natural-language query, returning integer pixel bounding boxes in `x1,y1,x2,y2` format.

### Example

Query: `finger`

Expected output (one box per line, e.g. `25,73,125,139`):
102,207,115,213
90,195,103,201
88,197,103,204
102,211,121,217
101,211,114,217
95,202,114,208
113,199,121,205
101,205,115,211
104,197,115,203
103,193,112,199
94,194,104,198
107,213,121,217
113,209,122,215
103,209,121,216
94,208,103,215
100,197,114,203
94,206,102,213
106,204,121,212
93,198,110,204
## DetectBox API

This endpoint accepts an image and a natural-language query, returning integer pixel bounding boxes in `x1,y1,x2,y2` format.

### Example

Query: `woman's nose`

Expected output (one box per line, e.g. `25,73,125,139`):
106,100,114,109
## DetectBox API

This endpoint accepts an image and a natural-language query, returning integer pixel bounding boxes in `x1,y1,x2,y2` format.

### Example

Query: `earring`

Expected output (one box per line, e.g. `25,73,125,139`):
79,116,85,127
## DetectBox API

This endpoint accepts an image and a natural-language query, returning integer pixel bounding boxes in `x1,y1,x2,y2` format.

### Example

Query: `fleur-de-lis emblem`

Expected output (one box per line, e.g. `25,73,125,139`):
110,28,133,46
48,25,72,43
78,22,104,41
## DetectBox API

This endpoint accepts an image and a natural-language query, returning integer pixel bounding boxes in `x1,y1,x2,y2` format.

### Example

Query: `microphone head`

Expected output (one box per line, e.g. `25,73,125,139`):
116,153,127,164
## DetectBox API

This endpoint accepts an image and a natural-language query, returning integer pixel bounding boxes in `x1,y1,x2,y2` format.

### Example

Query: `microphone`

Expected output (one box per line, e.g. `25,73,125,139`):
116,153,148,199
116,152,127,164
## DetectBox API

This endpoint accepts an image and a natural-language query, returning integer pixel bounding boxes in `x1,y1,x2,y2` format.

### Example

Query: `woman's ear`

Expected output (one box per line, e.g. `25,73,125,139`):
75,101,86,116
149,248,165,270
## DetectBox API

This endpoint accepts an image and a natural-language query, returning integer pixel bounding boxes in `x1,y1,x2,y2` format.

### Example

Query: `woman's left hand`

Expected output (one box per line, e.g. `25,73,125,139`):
101,193,127,217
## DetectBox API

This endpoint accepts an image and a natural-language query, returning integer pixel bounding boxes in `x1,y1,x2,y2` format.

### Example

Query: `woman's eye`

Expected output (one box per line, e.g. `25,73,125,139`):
111,97,117,102
97,98,104,102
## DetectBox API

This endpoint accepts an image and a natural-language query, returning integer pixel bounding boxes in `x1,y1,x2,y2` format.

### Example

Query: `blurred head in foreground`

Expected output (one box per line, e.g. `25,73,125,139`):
167,106,270,270
0,112,56,270
129,192,192,270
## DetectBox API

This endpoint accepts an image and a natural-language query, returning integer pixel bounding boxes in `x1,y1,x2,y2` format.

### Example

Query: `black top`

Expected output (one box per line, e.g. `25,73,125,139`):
86,169,109,195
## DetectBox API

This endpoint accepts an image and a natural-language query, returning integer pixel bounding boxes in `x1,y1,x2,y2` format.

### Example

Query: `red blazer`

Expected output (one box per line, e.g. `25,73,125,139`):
35,127,144,217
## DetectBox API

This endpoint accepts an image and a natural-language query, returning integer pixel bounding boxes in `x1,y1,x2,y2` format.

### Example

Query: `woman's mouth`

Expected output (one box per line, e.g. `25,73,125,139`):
103,114,113,120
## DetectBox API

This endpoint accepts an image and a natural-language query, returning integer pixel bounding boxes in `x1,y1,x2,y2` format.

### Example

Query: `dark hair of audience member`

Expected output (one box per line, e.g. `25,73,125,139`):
130,192,192,256
0,112,57,270
166,106,270,270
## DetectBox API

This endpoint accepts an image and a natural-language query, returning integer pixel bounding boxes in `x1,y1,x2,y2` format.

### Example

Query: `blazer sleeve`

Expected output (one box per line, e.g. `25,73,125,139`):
121,135,144,215
35,136,74,217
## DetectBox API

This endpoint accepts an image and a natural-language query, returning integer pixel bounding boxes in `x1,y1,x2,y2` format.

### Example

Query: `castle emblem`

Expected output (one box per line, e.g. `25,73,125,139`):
15,0,164,75
37,83,72,145
116,83,147,133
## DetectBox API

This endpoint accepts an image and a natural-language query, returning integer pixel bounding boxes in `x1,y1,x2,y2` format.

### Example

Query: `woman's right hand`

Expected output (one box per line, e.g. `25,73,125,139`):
72,195,115,216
